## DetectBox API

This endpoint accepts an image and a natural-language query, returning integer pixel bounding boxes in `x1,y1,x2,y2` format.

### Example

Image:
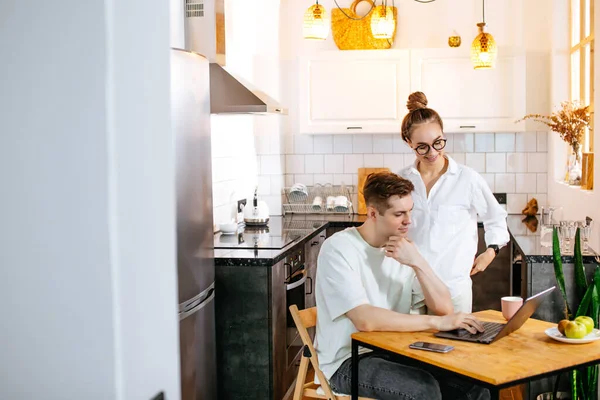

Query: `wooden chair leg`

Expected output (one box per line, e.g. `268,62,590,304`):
293,354,310,400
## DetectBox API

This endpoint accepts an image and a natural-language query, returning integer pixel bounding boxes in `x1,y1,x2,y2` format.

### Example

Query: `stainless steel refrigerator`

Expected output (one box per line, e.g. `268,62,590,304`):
171,48,216,400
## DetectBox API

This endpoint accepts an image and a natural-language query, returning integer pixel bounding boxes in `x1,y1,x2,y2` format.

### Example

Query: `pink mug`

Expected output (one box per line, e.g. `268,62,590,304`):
501,296,523,320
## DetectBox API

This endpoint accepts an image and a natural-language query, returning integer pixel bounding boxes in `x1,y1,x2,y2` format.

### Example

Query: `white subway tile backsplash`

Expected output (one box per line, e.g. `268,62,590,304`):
527,153,547,172
515,132,537,152
507,193,528,213
515,173,537,193
481,173,495,191
285,154,304,174
353,135,373,153
334,135,353,153
364,153,384,167
475,133,495,152
393,136,412,153
537,173,548,193
257,175,271,195
313,135,333,154
324,154,344,173
506,153,528,173
486,153,506,173
466,153,486,173
373,135,394,153
495,174,515,193
403,154,416,169
261,154,284,175
453,133,474,153
305,154,324,173
449,153,466,165
270,175,284,195
495,133,515,152
537,131,548,152
294,134,314,154
443,135,454,153
294,174,314,186
344,154,364,173
263,195,282,216
313,174,334,185
284,174,294,187
333,173,353,186
384,154,406,172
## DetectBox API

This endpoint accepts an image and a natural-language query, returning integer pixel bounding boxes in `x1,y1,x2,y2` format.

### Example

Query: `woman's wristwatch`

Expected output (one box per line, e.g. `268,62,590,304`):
487,244,500,256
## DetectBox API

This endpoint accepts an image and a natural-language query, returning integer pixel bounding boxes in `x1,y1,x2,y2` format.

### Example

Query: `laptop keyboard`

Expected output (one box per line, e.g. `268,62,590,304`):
455,321,505,341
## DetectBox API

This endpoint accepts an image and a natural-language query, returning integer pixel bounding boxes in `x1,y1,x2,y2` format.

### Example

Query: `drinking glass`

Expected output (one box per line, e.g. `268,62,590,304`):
559,221,576,253
579,221,593,254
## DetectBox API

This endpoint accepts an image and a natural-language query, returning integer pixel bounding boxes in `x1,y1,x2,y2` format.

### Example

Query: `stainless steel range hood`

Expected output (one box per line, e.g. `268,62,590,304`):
185,0,287,115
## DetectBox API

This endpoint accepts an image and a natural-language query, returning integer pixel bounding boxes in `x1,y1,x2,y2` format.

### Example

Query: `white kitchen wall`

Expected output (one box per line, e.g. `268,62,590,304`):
282,132,549,213
214,0,563,226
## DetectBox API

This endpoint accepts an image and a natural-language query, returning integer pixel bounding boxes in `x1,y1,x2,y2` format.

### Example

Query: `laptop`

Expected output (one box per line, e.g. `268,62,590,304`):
434,286,556,344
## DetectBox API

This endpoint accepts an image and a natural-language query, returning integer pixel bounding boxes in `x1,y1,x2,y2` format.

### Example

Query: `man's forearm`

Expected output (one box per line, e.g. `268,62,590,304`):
347,304,441,332
412,258,453,315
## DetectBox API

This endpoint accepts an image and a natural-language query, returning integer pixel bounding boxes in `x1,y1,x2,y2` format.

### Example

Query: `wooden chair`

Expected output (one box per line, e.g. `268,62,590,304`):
288,305,373,400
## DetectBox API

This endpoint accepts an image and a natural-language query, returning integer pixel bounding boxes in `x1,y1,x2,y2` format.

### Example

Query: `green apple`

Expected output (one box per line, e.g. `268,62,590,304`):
575,316,595,334
565,321,587,339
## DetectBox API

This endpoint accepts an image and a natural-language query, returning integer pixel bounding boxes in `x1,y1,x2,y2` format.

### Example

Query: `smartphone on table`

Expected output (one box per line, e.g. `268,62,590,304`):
409,341,454,353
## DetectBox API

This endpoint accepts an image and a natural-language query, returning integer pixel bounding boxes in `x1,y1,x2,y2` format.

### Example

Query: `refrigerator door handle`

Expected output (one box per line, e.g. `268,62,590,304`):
179,281,215,313
179,287,215,321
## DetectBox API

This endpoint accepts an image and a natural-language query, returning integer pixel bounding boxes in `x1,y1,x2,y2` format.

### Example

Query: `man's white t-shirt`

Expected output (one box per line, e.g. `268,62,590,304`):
314,227,416,381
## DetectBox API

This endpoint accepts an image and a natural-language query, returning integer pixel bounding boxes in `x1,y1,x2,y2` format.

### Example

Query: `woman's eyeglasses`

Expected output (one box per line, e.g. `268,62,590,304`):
413,138,447,155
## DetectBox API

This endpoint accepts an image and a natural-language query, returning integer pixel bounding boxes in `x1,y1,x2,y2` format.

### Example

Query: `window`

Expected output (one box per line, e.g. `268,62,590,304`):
570,0,594,153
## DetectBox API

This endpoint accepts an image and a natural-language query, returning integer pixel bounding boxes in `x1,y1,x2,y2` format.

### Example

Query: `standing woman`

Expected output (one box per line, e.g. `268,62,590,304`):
398,92,509,313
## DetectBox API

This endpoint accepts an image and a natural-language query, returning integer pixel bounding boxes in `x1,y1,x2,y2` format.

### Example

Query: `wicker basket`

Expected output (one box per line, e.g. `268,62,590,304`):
331,0,397,50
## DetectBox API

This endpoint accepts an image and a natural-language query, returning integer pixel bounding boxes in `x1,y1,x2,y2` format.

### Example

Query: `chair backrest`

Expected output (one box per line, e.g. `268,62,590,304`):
289,305,338,399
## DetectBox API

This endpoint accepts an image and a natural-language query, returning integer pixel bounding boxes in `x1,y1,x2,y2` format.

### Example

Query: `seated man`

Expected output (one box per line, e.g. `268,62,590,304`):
315,172,488,400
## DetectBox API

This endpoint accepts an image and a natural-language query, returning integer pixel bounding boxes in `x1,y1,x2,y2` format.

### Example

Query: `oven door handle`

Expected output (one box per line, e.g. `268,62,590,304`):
286,269,308,291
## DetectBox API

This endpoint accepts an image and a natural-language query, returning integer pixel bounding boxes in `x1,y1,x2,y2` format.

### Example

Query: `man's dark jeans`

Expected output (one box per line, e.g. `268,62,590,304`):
329,351,490,400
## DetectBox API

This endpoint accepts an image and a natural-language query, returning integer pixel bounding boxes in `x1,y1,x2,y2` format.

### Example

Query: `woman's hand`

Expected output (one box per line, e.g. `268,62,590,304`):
470,248,496,276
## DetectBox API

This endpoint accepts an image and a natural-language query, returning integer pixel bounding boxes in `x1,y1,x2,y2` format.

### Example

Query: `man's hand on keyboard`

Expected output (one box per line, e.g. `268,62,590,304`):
437,313,485,334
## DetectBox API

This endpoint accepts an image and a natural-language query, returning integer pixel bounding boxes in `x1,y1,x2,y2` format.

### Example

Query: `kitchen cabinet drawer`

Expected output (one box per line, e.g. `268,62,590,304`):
299,50,411,134
410,48,526,133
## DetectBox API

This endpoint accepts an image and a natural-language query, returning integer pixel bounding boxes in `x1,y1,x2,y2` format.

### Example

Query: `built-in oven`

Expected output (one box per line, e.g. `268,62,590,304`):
284,247,310,369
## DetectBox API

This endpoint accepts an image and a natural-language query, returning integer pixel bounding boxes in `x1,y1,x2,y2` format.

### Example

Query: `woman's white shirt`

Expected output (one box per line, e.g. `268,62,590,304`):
398,156,509,311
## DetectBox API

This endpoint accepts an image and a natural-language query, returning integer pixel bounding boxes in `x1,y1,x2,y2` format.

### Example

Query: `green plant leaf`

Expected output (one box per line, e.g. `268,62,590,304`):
574,228,588,303
576,283,595,317
594,267,600,328
553,227,572,319
592,286,599,330
573,370,579,400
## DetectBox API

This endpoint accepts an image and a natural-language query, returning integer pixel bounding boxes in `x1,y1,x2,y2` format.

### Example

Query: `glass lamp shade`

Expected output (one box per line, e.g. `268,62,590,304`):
303,3,329,40
370,5,395,39
471,23,497,69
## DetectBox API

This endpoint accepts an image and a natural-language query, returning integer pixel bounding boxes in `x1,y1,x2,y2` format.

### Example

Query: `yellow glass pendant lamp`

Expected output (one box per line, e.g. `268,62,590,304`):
303,1,329,40
471,0,497,69
370,2,395,39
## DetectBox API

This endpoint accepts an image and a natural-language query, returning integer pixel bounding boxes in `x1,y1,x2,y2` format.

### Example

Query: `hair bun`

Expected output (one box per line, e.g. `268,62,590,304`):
406,92,428,112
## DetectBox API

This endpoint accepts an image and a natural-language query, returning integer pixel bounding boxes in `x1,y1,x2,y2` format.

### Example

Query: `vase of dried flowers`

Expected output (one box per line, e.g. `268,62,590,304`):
517,101,592,186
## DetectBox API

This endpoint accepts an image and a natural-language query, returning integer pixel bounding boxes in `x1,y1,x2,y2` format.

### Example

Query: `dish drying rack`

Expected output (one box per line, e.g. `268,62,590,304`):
282,184,354,215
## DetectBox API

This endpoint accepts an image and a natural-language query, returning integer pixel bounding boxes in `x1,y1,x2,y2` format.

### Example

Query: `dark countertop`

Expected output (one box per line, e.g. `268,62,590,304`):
214,214,598,266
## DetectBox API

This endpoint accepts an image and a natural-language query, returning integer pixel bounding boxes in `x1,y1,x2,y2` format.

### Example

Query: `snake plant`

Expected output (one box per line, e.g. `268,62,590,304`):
552,227,600,400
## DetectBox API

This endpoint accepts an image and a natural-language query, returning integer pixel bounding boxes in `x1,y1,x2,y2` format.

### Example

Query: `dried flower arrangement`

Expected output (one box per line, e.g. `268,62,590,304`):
517,101,592,160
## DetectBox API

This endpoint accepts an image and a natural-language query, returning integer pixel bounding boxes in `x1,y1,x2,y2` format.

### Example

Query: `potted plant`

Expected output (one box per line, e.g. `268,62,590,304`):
550,227,600,400
518,101,592,185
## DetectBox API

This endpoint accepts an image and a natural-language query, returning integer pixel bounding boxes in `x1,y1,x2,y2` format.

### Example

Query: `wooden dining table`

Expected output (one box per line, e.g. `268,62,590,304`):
351,310,600,400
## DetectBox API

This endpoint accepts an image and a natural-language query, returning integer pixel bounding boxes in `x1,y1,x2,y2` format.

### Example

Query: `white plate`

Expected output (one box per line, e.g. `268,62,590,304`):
220,231,237,235
545,327,600,344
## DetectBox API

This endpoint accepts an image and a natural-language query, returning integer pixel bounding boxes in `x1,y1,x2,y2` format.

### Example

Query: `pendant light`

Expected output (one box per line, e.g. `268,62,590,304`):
303,1,329,40
471,0,497,69
370,1,395,39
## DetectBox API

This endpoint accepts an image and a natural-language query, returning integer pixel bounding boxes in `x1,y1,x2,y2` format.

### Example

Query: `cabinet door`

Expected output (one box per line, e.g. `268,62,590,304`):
410,48,525,133
299,50,411,134
304,230,327,310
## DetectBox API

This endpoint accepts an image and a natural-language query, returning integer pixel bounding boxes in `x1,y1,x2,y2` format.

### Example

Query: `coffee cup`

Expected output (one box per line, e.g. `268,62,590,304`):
334,195,351,212
290,183,308,201
326,196,335,211
501,296,523,320
312,196,323,211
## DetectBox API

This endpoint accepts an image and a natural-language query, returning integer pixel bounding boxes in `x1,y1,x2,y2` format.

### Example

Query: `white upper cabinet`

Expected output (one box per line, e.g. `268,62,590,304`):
410,48,526,133
298,50,411,134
